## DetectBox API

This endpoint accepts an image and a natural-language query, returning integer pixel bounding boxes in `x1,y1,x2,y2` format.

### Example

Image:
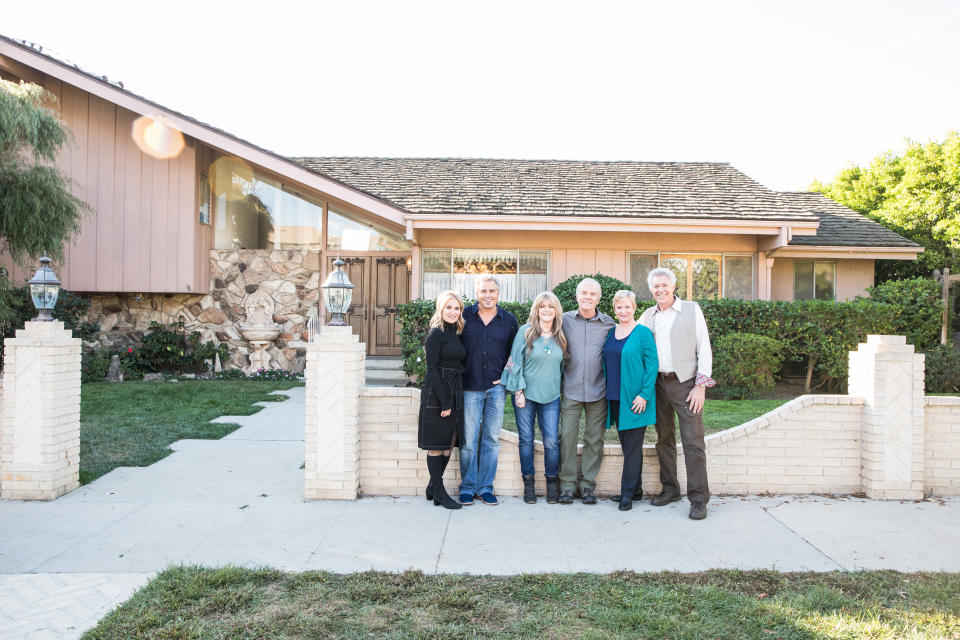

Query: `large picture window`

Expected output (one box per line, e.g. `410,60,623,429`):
628,252,753,300
422,249,549,302
794,260,836,300
214,170,323,249
327,206,410,252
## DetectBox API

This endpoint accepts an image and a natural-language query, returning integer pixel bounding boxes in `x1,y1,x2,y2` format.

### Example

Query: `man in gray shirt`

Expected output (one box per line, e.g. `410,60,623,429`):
558,277,615,504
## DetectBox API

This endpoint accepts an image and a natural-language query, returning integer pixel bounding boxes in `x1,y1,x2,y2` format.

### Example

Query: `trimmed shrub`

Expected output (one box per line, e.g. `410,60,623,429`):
865,278,943,350
122,320,229,376
552,273,633,316
924,345,960,393
713,333,784,399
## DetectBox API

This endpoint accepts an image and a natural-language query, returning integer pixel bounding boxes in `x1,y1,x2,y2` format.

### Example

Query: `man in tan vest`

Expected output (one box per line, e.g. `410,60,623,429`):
639,267,715,520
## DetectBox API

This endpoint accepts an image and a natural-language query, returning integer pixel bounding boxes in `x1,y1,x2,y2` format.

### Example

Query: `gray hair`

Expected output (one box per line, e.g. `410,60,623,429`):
576,277,602,295
475,273,500,291
646,267,676,290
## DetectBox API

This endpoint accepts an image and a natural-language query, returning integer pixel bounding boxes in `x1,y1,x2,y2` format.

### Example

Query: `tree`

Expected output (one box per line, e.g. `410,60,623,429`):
811,131,960,281
0,79,88,265
0,79,89,334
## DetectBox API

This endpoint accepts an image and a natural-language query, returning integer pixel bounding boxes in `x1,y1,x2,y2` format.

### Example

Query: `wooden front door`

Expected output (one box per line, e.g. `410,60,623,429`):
326,255,410,356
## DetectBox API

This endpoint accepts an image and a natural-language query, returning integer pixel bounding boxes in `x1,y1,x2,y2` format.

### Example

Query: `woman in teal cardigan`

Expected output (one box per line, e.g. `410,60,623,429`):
602,289,658,511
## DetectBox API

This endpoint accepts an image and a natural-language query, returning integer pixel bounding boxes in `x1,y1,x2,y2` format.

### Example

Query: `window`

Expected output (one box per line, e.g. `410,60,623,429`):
629,252,754,300
661,254,721,300
628,254,657,302
422,249,549,302
198,173,211,225
213,170,323,249
723,255,753,300
794,260,836,300
327,206,410,252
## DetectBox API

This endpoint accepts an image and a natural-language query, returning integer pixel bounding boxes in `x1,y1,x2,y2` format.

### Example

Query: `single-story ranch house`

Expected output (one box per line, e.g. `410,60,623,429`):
0,35,922,371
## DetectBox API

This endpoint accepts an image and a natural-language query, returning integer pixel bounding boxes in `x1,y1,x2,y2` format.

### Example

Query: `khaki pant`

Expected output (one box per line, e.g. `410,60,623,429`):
655,376,710,503
558,397,607,493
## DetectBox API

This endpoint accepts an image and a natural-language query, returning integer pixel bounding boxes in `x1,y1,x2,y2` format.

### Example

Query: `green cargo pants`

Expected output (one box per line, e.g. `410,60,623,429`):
558,397,607,493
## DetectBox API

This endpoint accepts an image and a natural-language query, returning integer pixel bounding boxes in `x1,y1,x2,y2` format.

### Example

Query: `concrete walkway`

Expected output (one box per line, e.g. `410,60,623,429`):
2,387,959,638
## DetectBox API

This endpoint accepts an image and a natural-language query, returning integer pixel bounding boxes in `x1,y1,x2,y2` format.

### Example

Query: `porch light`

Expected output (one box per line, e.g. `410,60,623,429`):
28,253,61,321
322,256,354,326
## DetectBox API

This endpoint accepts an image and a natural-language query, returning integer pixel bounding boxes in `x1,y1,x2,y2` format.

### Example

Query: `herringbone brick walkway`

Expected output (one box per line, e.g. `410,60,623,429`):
0,573,151,639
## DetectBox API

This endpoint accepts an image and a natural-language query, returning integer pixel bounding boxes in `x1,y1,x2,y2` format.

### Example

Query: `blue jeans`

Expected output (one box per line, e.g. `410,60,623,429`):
513,396,560,478
460,386,505,496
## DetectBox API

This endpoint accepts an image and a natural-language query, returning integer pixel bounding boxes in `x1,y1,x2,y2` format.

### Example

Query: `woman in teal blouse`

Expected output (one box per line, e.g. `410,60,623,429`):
501,291,567,505
602,289,658,511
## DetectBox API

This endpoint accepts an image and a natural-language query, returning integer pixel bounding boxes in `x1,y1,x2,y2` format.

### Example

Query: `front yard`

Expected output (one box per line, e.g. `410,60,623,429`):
84,566,960,639
79,380,302,484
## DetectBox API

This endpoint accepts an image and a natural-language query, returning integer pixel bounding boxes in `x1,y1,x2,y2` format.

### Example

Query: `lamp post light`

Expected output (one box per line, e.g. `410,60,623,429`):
321,256,354,326
28,253,61,322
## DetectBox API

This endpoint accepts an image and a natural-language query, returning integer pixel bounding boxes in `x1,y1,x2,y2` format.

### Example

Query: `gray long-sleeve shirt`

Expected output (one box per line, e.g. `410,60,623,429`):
561,310,616,402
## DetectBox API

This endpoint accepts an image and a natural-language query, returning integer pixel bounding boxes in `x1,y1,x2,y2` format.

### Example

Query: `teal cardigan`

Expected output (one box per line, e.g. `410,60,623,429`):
604,324,658,431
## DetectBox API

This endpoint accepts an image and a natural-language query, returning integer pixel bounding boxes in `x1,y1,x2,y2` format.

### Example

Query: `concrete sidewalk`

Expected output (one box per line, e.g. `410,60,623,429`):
2,387,959,638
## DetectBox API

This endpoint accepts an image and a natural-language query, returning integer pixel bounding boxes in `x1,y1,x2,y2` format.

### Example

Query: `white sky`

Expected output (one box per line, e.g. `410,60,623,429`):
4,0,958,191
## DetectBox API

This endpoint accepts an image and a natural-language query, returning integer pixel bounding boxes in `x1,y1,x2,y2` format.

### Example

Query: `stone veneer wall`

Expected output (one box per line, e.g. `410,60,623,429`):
358,389,870,497
924,396,960,495
82,250,322,372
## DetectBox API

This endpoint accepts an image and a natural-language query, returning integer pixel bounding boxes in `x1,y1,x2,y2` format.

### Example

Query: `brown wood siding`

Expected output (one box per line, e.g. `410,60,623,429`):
0,74,201,293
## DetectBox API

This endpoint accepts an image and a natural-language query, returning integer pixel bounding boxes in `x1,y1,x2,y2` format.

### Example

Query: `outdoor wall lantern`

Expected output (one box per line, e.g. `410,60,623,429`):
28,253,61,321
321,256,354,326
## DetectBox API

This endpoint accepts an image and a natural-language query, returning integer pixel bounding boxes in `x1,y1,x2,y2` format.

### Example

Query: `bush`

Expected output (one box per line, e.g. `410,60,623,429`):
81,350,112,383
865,278,943,350
216,368,249,380
122,320,229,376
0,285,99,340
713,333,785,399
251,368,300,381
924,345,960,393
553,273,633,315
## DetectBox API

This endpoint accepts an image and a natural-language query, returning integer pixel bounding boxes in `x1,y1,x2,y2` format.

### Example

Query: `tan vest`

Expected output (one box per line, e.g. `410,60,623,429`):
641,299,699,383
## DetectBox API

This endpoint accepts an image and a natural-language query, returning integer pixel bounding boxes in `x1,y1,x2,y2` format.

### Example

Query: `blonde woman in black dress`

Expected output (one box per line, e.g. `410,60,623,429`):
419,290,467,509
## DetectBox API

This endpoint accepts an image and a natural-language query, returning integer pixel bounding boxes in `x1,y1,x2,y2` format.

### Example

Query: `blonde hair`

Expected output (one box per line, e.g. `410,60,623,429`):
429,290,464,333
524,291,568,359
612,289,638,318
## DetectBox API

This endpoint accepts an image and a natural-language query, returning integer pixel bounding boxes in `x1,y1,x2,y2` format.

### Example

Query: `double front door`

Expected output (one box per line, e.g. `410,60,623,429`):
326,255,410,356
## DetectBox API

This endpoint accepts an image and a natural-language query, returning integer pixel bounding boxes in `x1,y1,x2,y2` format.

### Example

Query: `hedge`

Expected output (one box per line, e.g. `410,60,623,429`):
400,295,915,391
713,333,785,399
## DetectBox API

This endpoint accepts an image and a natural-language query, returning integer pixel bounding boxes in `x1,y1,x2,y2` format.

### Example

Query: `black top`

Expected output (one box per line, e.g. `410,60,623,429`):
460,303,519,391
423,324,467,410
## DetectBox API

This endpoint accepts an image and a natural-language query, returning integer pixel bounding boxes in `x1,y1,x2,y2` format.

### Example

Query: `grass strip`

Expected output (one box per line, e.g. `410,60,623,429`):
502,397,791,441
79,380,302,484
84,566,960,639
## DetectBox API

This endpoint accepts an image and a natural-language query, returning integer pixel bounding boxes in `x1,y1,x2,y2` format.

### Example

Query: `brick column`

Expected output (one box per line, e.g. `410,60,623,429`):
304,325,364,500
1,321,82,500
848,335,925,500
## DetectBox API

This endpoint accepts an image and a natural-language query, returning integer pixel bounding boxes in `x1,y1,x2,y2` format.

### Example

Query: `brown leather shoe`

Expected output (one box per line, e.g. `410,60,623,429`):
689,501,707,520
650,491,682,507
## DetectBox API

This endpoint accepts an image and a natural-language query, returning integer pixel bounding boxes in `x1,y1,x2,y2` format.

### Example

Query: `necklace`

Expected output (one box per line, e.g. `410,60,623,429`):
543,335,553,355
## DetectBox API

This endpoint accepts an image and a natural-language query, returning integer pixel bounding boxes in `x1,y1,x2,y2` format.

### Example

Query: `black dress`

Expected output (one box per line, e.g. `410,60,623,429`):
418,323,466,450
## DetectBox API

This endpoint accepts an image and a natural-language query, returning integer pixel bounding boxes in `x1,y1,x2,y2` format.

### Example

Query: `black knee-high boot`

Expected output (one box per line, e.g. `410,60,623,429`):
427,455,460,509
426,454,453,502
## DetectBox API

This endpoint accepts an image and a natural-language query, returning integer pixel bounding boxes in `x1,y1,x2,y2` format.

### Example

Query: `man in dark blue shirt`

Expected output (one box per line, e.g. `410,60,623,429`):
458,274,518,506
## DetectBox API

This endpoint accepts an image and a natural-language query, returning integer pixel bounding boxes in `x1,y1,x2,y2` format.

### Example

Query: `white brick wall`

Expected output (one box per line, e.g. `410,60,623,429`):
924,396,960,495
0,322,82,500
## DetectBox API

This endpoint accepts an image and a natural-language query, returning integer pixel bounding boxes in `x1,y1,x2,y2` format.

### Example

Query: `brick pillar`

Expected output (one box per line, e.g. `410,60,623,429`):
304,325,364,500
848,335,925,500
1,321,81,500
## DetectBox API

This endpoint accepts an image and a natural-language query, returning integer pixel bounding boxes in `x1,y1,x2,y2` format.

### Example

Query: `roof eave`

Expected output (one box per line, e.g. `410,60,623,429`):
406,214,820,236
774,245,924,260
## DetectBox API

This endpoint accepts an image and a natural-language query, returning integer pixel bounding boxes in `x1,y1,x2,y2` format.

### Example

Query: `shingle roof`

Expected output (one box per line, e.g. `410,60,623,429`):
295,157,919,249
294,157,818,222
778,192,920,248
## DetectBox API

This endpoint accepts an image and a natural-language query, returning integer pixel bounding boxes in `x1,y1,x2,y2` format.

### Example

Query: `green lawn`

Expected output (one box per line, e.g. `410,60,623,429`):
83,566,960,640
502,397,791,442
79,380,302,484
